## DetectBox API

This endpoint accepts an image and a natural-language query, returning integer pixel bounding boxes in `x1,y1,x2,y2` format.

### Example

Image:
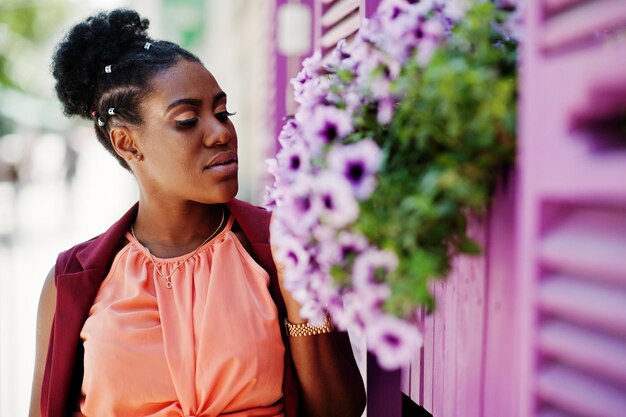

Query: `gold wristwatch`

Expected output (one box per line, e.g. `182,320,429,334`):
284,315,332,337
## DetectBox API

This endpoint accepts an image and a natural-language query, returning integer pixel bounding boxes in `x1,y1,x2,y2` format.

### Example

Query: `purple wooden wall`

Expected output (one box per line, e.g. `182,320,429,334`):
406,180,518,417
518,1,626,416
272,2,626,416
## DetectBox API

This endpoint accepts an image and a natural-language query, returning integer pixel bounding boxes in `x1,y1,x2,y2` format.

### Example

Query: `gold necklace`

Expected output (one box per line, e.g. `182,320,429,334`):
130,205,225,289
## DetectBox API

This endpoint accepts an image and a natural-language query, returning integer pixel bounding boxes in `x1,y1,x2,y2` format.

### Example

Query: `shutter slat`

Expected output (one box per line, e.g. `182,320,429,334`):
539,321,626,385
538,410,577,417
542,0,587,16
321,0,359,28
320,11,360,49
538,365,626,417
541,0,626,51
539,208,626,286
539,276,626,337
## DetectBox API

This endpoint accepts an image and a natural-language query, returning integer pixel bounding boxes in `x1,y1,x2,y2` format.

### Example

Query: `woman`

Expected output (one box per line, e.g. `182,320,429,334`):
30,9,365,417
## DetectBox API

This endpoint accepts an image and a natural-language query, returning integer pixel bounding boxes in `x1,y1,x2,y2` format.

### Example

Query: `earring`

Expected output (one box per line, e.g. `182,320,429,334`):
135,153,143,161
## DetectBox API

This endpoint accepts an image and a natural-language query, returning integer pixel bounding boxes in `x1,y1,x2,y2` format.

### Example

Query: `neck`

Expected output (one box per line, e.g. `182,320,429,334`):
132,194,226,258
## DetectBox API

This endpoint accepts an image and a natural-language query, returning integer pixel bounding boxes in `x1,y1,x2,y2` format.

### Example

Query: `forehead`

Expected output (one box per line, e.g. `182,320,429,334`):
145,60,223,110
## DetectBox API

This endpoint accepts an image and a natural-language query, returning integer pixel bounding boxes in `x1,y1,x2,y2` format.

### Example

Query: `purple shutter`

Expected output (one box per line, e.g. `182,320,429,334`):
519,1,626,416
318,0,361,57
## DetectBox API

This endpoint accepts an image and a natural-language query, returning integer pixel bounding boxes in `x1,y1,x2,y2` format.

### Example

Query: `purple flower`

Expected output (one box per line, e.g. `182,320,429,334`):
378,0,414,23
338,282,391,334
326,39,353,72
352,248,398,288
327,139,382,199
377,96,395,124
280,177,321,233
278,118,301,147
299,106,353,147
277,140,311,181
367,314,423,370
299,299,327,326
416,19,445,66
271,232,311,288
437,0,470,21
338,231,369,259
264,184,278,209
314,172,359,228
292,52,323,100
309,269,340,306
370,75,391,99
324,230,370,266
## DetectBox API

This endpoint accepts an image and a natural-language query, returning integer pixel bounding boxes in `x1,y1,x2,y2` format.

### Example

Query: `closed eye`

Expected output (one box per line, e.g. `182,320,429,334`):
215,111,236,123
175,118,198,128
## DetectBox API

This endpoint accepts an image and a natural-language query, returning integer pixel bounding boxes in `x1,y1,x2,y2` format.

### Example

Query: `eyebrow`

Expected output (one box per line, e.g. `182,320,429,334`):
165,91,227,114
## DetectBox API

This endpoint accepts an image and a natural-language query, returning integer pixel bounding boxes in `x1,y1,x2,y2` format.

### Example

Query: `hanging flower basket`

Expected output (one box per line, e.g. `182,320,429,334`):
267,0,520,370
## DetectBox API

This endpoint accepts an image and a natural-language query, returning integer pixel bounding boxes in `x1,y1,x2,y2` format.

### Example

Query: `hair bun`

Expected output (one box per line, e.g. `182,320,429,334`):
52,9,151,118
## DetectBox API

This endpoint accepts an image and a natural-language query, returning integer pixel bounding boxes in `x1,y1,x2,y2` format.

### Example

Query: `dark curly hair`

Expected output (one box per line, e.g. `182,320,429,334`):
51,8,201,169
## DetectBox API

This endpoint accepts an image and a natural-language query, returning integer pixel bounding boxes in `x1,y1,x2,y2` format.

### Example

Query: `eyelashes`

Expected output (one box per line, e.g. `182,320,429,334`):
216,111,236,122
175,111,236,128
175,118,199,128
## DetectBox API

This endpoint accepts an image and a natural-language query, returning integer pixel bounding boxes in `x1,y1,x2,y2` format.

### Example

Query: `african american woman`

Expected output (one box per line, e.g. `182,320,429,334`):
29,9,365,417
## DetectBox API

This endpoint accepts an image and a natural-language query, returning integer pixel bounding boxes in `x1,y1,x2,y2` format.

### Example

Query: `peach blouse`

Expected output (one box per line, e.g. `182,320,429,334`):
79,215,285,417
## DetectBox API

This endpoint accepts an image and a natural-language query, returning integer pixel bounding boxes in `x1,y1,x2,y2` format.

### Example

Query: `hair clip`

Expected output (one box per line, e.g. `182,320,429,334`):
105,65,112,73
144,42,151,50
97,118,105,126
108,108,115,115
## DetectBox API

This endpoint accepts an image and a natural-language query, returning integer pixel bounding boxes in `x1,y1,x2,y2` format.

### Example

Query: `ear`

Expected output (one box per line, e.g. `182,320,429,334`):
110,127,141,161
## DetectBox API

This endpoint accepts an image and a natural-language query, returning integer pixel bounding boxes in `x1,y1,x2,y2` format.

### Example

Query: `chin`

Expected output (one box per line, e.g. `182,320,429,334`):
206,181,239,204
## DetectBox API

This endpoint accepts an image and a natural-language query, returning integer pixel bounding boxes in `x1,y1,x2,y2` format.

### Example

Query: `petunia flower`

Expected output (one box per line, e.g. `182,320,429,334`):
280,176,321,234
314,172,360,228
270,231,311,289
299,105,354,148
277,118,301,147
377,96,395,124
277,140,311,181
327,139,383,199
366,314,423,370
352,248,398,289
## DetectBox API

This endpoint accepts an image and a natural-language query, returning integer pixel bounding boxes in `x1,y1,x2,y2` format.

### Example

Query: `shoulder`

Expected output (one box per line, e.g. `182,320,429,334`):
227,198,271,244
56,203,139,277
55,234,104,277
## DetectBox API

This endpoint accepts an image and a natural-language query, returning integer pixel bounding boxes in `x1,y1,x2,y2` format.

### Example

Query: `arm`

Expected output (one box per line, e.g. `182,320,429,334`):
274,258,367,417
29,267,57,417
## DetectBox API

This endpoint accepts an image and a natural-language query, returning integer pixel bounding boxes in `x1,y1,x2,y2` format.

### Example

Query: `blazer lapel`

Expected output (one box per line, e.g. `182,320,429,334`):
43,204,139,417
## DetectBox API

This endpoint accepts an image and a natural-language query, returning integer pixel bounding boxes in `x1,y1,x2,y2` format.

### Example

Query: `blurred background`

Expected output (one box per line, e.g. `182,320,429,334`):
5,1,625,416
0,0,279,414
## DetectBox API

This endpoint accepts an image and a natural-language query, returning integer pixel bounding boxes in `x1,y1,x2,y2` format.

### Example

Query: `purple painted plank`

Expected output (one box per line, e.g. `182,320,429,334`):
366,352,402,417
423,299,435,412
483,180,519,417
453,215,487,417
443,261,458,417
409,309,424,405
431,281,446,417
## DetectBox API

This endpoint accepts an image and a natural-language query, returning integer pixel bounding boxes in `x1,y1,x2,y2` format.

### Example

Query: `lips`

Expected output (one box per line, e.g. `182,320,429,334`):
205,152,238,169
204,151,238,176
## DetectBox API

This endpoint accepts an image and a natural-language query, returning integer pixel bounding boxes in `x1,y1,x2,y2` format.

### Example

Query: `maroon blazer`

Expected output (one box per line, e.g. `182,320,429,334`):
41,199,300,417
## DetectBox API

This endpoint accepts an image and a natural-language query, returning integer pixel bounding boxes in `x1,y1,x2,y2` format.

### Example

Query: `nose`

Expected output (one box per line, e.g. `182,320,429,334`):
202,118,232,148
